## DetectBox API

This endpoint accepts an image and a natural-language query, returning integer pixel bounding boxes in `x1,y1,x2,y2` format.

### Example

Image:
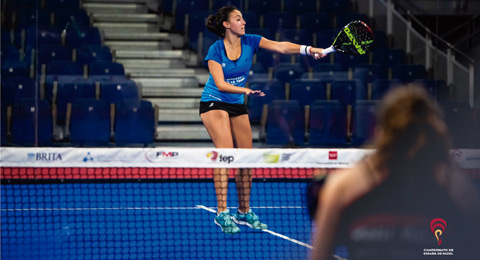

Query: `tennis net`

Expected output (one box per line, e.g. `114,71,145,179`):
1,147,479,260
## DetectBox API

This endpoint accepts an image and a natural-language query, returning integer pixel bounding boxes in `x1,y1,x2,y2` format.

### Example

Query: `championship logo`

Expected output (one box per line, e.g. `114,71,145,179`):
430,218,447,245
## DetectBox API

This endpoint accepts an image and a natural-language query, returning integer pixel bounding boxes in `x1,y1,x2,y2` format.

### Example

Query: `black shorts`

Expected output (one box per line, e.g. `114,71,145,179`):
199,101,248,117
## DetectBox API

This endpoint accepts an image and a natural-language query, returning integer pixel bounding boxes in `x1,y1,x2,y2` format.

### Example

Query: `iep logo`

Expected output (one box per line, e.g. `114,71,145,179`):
207,151,234,164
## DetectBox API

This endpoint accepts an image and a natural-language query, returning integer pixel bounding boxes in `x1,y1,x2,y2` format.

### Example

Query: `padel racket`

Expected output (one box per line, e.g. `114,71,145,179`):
320,20,374,56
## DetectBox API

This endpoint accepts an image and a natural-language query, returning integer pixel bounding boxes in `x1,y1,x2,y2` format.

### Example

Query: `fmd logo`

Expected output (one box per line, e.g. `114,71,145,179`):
28,152,63,161
145,151,179,162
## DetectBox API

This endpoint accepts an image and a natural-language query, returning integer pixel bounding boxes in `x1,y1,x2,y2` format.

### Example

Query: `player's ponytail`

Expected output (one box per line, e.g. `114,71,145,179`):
205,6,238,37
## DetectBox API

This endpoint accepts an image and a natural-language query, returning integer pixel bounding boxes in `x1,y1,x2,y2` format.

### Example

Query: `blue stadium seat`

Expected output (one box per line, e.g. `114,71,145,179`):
70,99,110,145
175,0,209,33
313,63,345,73
45,0,80,11
55,80,96,123
1,31,13,47
254,48,275,70
100,80,139,104
65,27,102,48
374,30,389,49
77,45,113,65
353,64,388,85
301,71,349,82
1,105,8,145
247,0,281,14
188,11,215,50
249,63,266,74
334,53,369,70
212,0,245,10
284,0,318,14
299,12,332,34
25,26,62,51
89,61,125,76
54,8,90,31
16,9,51,29
2,60,29,77
439,101,474,148
273,63,305,85
199,30,221,63
413,79,449,101
315,29,339,50
321,0,352,13
371,79,402,100
115,100,155,146
309,100,347,146
351,100,379,146
392,64,427,83
290,79,327,107
247,79,284,122
372,48,406,67
266,100,304,146
1,77,37,106
242,11,259,29
279,29,312,46
263,12,295,35
38,44,72,65
46,60,83,75
11,99,52,146
331,80,366,107
2,44,20,61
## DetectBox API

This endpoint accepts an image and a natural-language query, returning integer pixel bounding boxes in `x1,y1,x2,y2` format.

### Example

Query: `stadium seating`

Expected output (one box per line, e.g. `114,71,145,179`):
114,100,155,146
247,79,285,122
65,26,102,48
266,100,304,146
11,99,52,146
55,80,96,123
247,0,281,15
263,12,295,35
309,100,347,146
1,77,37,105
100,80,140,105
392,64,427,83
273,63,305,86
290,79,327,107
175,0,209,33
331,80,366,107
371,79,402,100
77,45,113,65
46,60,83,75
299,12,332,34
70,99,110,146
89,61,125,76
351,100,379,146
285,0,318,15
45,0,80,11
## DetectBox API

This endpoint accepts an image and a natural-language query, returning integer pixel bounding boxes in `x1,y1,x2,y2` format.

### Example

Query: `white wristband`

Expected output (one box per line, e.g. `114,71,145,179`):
300,45,309,56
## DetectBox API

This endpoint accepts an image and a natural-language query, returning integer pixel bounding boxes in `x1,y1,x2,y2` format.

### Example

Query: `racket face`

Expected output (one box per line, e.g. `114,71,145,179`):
333,20,375,55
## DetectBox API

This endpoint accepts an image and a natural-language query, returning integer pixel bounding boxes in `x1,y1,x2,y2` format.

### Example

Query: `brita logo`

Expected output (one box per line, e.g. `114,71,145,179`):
28,152,63,161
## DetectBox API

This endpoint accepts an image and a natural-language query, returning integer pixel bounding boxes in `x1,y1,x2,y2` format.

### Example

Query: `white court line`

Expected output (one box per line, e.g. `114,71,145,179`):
196,205,314,250
0,206,304,212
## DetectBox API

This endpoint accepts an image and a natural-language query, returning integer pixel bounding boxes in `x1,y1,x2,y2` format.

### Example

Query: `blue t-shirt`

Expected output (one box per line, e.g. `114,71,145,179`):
201,34,263,104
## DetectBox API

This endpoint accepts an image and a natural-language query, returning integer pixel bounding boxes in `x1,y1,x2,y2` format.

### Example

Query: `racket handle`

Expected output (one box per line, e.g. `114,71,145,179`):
321,46,336,55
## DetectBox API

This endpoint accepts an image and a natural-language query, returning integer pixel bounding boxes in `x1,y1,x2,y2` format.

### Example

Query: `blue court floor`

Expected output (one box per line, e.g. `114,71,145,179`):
1,182,313,260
